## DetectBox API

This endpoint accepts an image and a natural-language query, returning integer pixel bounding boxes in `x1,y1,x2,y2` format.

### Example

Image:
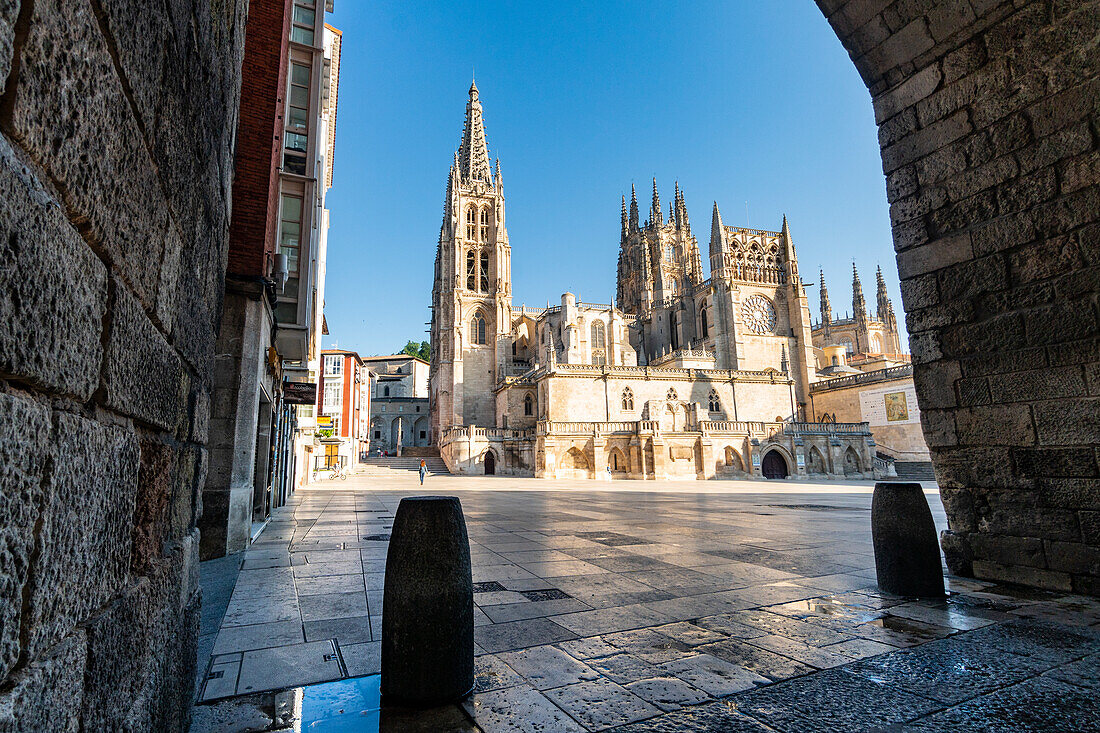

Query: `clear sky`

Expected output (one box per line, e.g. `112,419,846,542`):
321,1,896,356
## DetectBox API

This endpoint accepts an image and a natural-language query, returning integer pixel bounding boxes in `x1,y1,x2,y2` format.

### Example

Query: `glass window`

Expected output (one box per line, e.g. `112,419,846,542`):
479,251,489,292
284,62,310,172
621,388,634,411
591,320,606,349
471,314,487,345
466,250,476,290
290,1,315,44
700,305,709,338
480,208,490,241
466,207,476,240
278,193,303,304
708,389,721,412
523,393,533,416
322,381,342,413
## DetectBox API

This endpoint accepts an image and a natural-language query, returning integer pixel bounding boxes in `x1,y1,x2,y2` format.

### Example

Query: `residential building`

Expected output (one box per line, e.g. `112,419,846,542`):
202,0,339,559
316,349,369,472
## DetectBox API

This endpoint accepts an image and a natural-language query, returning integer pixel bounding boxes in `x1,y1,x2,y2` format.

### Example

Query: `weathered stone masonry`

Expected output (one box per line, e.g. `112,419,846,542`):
819,0,1100,593
0,0,244,729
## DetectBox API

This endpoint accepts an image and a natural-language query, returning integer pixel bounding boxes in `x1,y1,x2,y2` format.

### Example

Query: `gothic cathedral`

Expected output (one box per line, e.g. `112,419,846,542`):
431,83,897,482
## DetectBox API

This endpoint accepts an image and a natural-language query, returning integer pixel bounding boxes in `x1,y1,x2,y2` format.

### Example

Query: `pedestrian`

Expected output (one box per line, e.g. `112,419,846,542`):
605,465,612,481
419,459,427,485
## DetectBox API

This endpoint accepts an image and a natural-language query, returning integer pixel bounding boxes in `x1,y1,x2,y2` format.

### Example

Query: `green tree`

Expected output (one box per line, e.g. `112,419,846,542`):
400,340,430,362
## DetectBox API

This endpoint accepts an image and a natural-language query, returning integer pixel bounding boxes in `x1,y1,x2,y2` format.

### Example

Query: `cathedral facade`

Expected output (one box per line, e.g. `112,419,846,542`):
431,83,881,481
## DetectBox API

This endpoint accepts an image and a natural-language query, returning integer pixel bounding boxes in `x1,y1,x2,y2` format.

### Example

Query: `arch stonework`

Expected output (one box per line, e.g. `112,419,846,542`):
819,0,1100,593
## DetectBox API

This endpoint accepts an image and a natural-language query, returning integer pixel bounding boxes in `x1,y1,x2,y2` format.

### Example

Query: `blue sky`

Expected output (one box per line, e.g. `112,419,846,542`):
321,2,895,356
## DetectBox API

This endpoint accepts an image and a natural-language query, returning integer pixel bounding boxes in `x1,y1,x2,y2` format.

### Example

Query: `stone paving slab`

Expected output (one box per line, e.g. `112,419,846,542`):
193,476,1100,731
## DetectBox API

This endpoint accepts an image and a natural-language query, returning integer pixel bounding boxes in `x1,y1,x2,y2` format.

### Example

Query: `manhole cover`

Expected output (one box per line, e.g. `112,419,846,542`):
521,589,571,602
473,581,508,593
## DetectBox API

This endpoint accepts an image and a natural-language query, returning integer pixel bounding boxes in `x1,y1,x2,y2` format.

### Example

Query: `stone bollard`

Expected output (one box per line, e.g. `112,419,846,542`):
871,482,945,598
381,496,474,706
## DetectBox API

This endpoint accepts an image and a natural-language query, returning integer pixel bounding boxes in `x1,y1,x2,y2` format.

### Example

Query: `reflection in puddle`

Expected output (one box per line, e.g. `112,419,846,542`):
299,674,381,731
866,614,952,640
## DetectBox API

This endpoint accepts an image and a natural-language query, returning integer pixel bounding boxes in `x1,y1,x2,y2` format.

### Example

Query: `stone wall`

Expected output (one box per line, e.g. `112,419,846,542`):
0,0,244,728
818,0,1100,593
810,376,931,461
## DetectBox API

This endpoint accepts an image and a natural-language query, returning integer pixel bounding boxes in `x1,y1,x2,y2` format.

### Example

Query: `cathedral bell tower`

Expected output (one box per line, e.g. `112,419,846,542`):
430,81,513,441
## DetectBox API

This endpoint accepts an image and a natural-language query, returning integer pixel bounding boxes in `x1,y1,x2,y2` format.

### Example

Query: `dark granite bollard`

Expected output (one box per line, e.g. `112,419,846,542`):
381,496,474,706
871,482,945,598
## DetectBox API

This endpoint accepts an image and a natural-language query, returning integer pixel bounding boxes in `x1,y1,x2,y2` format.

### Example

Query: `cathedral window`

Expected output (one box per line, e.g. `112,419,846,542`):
592,352,606,366
466,250,476,290
479,251,490,291
523,393,533,416
480,208,490,241
670,278,679,295
666,388,677,401
621,387,634,411
708,389,721,412
665,244,674,260
700,304,709,338
471,314,487,345
591,321,606,349
466,206,476,240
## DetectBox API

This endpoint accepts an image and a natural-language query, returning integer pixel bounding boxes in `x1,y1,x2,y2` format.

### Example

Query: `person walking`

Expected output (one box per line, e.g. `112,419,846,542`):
419,459,427,485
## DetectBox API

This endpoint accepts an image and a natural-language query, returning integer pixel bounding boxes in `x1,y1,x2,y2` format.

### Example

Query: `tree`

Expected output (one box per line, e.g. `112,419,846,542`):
400,340,431,362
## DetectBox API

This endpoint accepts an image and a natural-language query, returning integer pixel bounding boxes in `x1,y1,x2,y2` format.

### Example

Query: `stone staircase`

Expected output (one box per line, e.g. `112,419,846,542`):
354,456,450,478
894,461,937,482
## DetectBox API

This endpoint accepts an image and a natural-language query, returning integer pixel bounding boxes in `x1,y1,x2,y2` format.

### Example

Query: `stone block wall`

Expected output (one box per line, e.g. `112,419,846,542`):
0,0,244,728
818,0,1100,593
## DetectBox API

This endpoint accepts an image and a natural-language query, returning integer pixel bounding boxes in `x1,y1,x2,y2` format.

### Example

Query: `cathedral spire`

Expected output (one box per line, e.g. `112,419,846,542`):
629,184,639,231
875,265,890,320
650,178,662,227
620,195,628,239
819,269,832,325
852,263,868,322
675,184,689,229
458,79,491,183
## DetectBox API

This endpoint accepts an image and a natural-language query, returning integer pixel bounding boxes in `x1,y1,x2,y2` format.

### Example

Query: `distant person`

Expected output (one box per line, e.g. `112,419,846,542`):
605,465,612,481
419,459,427,485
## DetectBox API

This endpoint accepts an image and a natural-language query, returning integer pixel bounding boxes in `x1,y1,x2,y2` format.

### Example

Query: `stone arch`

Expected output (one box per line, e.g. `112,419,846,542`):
412,416,429,446
761,449,790,480
817,1,1100,588
723,446,743,473
563,446,589,471
484,448,497,475
808,445,827,475
607,447,627,473
843,446,861,476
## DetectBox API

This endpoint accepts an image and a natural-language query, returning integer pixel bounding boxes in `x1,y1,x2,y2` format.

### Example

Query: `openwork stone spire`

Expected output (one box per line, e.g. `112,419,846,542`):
629,184,639,230
458,79,491,183
876,265,890,320
650,178,662,227
819,269,832,325
852,263,867,322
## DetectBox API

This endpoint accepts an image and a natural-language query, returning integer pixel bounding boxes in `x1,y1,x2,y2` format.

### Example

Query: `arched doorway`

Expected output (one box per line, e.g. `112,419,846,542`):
761,450,789,480
484,450,496,475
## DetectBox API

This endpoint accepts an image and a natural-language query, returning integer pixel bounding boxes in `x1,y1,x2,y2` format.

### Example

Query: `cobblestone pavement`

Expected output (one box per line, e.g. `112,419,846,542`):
193,474,1100,732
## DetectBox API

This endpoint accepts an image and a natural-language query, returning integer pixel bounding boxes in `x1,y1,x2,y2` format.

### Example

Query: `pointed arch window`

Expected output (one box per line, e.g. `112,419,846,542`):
523,393,533,416
479,251,490,292
471,313,487,345
466,250,476,290
480,208,490,242
666,388,678,401
591,321,606,349
466,206,476,241
621,387,634,411
708,389,721,413
700,304,709,338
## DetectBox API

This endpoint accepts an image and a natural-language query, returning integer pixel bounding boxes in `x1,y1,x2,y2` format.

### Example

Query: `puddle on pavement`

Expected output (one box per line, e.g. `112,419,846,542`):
294,674,381,731
865,614,953,641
